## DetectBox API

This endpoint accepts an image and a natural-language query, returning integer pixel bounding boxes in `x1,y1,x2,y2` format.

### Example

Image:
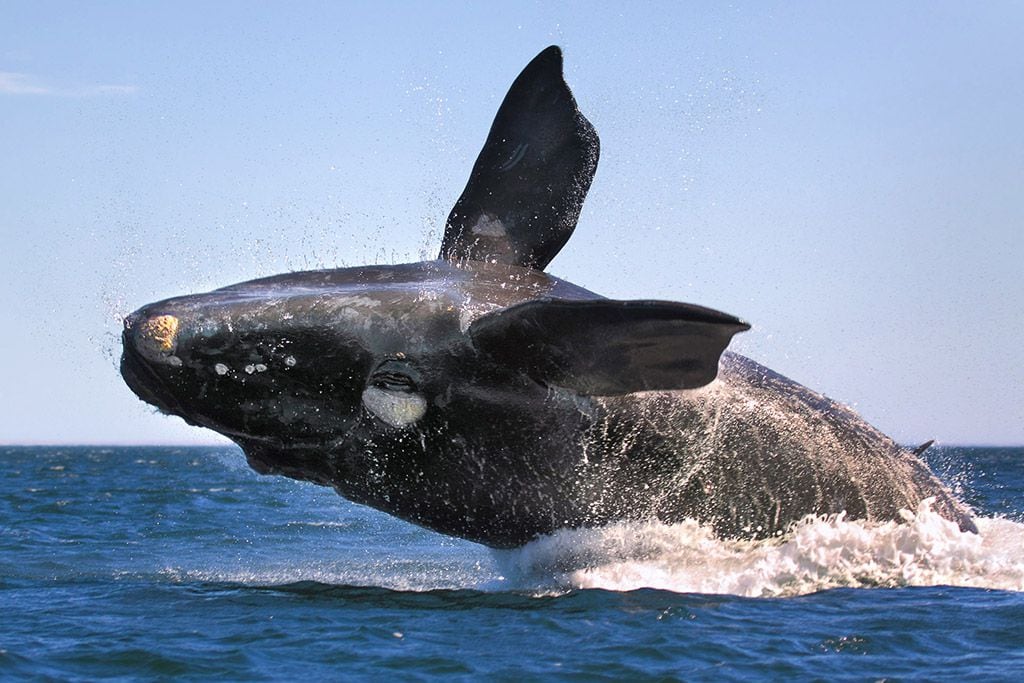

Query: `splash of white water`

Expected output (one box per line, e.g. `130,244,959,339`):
495,500,1024,597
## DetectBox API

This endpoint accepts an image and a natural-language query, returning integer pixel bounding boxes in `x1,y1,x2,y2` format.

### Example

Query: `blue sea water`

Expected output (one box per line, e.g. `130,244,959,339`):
1,445,1023,680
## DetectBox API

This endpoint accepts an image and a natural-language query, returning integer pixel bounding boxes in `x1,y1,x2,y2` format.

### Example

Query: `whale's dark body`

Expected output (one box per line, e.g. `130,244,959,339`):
121,47,975,548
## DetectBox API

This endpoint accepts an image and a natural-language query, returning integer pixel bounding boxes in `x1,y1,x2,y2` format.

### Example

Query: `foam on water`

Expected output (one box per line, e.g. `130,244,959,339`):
496,500,1024,597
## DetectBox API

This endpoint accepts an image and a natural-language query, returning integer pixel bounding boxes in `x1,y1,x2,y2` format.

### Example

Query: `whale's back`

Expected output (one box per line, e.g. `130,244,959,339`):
590,352,975,537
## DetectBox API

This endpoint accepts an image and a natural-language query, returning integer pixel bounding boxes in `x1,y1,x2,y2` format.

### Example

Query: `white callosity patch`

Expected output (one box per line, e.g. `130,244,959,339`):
214,358,280,379
362,386,427,428
243,363,270,375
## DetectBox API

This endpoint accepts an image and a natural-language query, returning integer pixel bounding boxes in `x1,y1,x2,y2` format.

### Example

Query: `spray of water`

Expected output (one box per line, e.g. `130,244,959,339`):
495,500,1024,597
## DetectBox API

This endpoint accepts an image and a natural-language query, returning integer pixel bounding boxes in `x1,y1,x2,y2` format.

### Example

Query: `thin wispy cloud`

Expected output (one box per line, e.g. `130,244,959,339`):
0,72,51,94
0,71,137,96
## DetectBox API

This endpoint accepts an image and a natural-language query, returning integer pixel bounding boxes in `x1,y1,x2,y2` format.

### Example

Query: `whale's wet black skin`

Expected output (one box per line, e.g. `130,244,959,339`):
122,46,976,548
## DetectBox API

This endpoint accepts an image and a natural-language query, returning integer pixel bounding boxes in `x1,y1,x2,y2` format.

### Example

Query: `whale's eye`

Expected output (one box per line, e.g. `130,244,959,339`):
372,371,417,393
362,361,426,427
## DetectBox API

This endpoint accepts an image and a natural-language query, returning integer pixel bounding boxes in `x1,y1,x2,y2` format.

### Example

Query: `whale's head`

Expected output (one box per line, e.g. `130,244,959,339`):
122,262,576,447
120,262,509,475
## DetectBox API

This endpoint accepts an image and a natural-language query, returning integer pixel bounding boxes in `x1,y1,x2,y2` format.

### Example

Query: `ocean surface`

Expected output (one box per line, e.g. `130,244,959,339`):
1,445,1022,680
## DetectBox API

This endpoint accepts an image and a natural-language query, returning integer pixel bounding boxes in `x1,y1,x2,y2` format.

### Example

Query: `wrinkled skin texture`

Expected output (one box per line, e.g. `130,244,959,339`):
121,46,976,548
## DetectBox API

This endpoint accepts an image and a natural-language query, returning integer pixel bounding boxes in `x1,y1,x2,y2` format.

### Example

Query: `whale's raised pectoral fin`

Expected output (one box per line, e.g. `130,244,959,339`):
439,45,600,271
470,299,750,395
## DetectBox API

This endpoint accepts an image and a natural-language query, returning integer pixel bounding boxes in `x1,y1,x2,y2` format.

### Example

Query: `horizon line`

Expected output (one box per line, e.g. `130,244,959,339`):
2,441,1023,449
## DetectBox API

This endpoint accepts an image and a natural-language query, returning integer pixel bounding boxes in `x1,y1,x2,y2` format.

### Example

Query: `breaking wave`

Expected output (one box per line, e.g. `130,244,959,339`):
496,500,1024,597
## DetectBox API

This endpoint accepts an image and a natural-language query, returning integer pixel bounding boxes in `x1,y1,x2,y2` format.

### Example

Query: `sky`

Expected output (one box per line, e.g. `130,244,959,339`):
1,1,1021,446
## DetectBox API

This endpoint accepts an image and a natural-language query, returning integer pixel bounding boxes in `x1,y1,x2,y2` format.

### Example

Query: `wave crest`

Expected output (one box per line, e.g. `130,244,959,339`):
496,500,1024,597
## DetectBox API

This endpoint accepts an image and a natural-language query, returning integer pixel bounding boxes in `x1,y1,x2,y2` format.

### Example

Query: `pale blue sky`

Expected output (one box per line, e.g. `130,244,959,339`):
2,2,1021,445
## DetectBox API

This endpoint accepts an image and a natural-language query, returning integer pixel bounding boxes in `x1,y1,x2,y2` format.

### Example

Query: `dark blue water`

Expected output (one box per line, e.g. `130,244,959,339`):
2,445,1023,679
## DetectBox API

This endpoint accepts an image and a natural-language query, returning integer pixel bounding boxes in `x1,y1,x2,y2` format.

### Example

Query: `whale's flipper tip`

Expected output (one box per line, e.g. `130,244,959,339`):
440,45,600,271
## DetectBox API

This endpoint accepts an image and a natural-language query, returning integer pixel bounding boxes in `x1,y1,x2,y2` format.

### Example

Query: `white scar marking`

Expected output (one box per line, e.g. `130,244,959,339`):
332,296,381,309
214,363,229,375
470,213,506,237
497,142,529,171
459,302,504,333
459,309,475,333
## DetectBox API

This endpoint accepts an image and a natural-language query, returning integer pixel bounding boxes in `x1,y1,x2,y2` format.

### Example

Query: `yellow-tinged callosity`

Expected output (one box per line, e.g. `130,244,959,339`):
138,315,179,354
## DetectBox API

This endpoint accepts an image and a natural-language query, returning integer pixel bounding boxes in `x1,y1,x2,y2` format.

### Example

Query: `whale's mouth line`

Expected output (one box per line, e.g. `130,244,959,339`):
121,333,256,442
122,330,364,452
120,335,187,418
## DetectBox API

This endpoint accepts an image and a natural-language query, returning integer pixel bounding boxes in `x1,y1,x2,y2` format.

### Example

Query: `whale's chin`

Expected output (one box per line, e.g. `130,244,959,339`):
235,441,346,489
119,344,186,420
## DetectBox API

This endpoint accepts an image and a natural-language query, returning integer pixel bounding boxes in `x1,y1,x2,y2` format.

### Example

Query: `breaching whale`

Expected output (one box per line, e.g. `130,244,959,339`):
121,46,976,548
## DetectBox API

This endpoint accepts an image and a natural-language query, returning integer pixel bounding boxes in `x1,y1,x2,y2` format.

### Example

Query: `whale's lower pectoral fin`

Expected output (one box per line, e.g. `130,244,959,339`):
439,46,599,271
469,299,750,395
